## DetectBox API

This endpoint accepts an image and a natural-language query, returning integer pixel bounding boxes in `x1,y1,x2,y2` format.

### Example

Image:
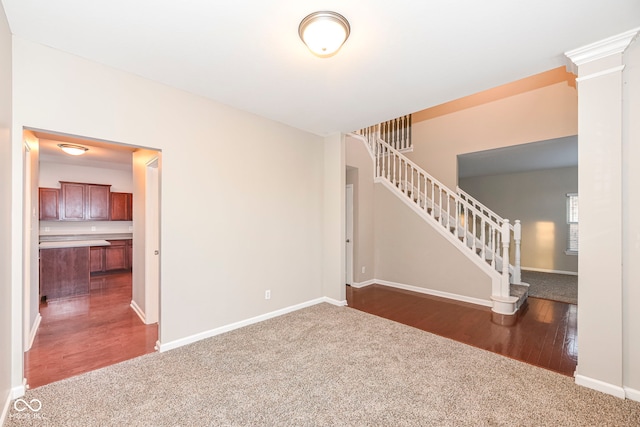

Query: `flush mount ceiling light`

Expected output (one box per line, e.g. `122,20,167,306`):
58,144,89,156
298,11,350,58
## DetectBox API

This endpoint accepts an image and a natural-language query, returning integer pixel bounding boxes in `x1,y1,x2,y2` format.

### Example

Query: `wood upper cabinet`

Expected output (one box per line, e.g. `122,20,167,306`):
110,192,133,221
39,188,60,220
59,182,111,221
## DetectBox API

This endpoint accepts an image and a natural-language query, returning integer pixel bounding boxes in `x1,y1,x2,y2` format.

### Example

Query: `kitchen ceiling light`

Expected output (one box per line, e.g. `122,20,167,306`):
58,144,89,156
298,11,350,58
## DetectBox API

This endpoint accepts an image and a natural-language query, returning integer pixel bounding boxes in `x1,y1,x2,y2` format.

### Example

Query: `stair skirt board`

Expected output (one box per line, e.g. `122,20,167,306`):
356,279,493,308
521,267,578,276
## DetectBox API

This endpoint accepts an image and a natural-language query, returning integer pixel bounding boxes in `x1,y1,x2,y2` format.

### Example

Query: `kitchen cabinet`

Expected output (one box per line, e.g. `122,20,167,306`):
39,187,60,220
60,182,111,221
110,192,133,221
40,247,90,300
90,240,133,274
90,246,105,273
105,240,128,271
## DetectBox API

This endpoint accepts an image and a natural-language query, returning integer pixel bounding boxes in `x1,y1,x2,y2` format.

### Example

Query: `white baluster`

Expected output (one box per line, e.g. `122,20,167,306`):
513,220,522,284
481,218,486,261
501,220,511,297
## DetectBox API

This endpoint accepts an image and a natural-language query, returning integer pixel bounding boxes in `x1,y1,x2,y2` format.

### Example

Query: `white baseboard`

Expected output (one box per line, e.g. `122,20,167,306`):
11,380,26,400
375,279,493,308
350,279,375,288
130,300,146,324
25,313,42,352
1,389,11,427
1,381,27,426
521,267,578,276
624,386,640,402
322,297,347,307
158,297,338,353
575,375,626,399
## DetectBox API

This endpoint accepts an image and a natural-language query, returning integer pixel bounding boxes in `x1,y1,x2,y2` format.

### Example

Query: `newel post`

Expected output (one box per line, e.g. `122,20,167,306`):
513,220,522,284
501,219,511,298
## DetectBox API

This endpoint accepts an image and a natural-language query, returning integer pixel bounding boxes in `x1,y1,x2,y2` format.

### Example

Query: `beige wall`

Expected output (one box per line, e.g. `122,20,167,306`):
0,2,13,419
11,37,329,368
39,161,133,192
345,135,375,284
374,185,492,302
408,81,578,189
622,37,640,395
460,167,578,274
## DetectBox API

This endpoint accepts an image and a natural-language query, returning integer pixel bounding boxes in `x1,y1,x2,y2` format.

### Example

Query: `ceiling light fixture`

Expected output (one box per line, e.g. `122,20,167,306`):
58,144,89,156
298,11,350,58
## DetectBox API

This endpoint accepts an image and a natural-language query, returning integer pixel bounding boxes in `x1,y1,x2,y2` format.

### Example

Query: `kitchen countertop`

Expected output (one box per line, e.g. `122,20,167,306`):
39,233,133,242
39,240,112,249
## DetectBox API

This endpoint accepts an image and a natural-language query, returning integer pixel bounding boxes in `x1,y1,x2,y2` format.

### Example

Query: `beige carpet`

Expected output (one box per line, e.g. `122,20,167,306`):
7,304,639,426
521,270,578,305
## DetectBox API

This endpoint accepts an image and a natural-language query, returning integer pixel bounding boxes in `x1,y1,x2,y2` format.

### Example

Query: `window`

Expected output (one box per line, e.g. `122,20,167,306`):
566,193,578,254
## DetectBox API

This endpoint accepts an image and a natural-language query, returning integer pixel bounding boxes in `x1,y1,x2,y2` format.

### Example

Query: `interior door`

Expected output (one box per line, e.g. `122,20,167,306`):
346,184,354,285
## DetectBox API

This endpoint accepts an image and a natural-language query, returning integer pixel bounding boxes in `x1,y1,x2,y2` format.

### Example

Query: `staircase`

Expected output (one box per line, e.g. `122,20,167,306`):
353,119,528,315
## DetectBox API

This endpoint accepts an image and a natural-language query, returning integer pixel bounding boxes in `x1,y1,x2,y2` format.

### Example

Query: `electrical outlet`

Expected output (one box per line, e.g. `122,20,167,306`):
361,266,366,274
265,290,271,300
91,226,96,231
44,227,50,232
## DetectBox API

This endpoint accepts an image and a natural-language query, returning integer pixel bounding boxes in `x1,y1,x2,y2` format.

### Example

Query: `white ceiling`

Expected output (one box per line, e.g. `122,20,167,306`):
2,1,639,137
458,136,578,179
34,130,136,170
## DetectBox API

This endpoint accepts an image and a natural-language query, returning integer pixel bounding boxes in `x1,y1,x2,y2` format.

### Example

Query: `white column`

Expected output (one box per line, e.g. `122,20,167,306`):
566,28,639,398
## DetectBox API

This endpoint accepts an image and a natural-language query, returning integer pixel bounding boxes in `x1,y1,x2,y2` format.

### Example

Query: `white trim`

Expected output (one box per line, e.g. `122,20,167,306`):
575,375,626,399
130,300,146,324
624,387,640,402
11,379,26,399
158,297,341,352
565,27,640,66
521,266,578,276
1,390,11,427
575,65,625,83
350,279,375,288
375,279,493,308
25,313,41,352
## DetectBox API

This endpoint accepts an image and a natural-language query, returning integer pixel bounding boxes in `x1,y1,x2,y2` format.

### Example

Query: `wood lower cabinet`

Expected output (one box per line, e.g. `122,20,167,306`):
40,247,90,300
90,246,106,273
90,240,133,274
105,240,128,271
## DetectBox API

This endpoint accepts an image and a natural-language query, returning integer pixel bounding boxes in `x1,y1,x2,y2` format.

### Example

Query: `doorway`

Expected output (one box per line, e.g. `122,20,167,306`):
345,184,354,286
23,129,161,388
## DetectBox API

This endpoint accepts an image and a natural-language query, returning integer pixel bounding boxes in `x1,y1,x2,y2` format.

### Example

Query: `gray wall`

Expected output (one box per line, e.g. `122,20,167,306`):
460,166,578,274
374,185,493,301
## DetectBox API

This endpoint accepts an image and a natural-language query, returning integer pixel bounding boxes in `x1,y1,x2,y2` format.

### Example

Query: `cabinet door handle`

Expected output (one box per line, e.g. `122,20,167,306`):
154,250,159,255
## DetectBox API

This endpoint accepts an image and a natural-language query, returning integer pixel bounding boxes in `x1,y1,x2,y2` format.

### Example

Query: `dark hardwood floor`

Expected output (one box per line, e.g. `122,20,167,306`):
346,284,577,376
25,272,158,389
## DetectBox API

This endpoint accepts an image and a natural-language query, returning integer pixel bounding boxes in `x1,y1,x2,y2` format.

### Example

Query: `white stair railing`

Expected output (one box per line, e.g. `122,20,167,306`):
457,187,522,284
354,126,522,304
369,114,413,152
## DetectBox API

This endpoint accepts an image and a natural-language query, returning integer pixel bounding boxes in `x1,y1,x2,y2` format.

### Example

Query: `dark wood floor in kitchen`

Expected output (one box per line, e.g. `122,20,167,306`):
346,284,578,377
25,272,158,389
